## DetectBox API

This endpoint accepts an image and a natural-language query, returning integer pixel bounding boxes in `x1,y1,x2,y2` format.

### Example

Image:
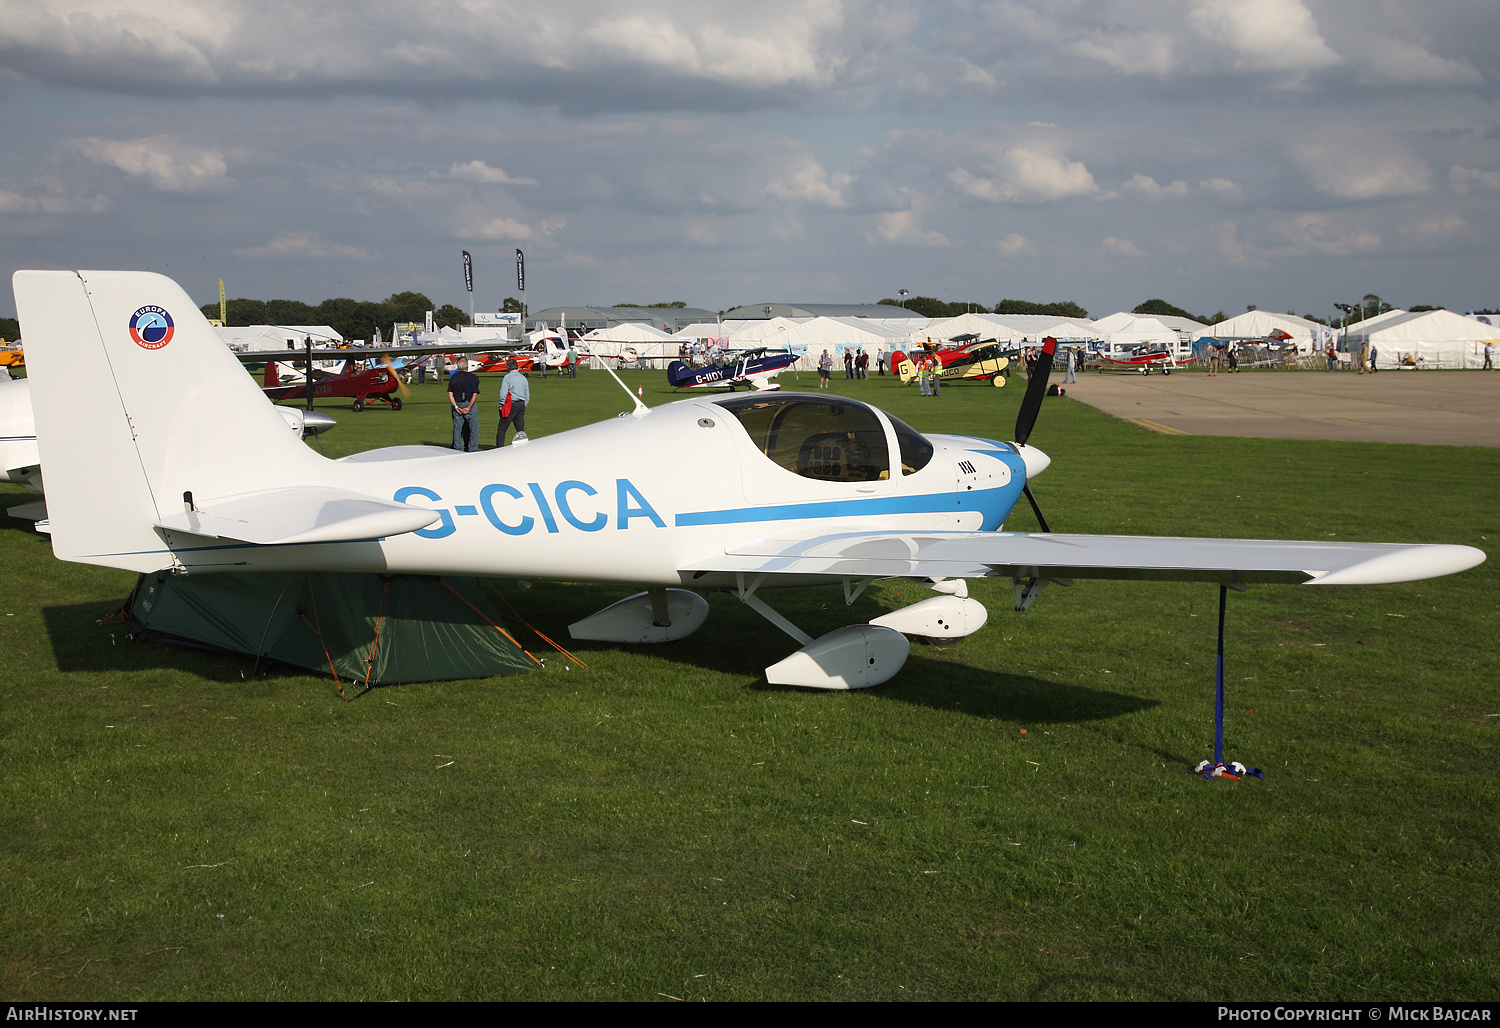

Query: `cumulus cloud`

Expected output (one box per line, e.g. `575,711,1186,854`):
1397,215,1469,242
1451,166,1500,195
869,189,951,247
948,147,1098,204
445,161,537,186
1349,34,1483,87
1188,0,1342,75
764,157,851,207
0,175,109,214
1121,174,1189,200
1266,212,1382,256
1162,220,1267,270
996,233,1030,256
1288,135,1431,201
1198,178,1244,200
463,216,565,242
1101,236,1147,257
0,0,889,110
236,230,371,260
77,137,233,192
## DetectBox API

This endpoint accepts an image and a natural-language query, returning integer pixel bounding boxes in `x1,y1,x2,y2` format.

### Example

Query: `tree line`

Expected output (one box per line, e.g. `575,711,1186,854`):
878,296,1092,319
197,293,472,342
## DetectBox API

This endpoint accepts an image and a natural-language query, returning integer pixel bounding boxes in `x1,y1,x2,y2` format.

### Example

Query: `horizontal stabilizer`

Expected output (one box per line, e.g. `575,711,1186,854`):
687,532,1485,587
155,487,439,546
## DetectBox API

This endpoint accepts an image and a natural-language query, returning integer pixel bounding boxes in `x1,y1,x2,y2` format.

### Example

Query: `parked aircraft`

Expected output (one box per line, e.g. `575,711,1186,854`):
1091,344,1194,375
667,347,799,391
891,338,1015,386
14,270,1486,724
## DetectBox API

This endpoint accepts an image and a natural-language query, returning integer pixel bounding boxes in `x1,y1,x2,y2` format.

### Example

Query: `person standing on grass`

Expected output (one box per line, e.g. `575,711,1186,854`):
1484,342,1492,369
818,349,832,389
844,349,854,379
448,356,480,452
496,358,530,446
1064,347,1077,384
930,358,942,397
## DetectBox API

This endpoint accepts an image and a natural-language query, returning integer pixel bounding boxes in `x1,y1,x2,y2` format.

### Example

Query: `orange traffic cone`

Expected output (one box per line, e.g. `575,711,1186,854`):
637,385,643,398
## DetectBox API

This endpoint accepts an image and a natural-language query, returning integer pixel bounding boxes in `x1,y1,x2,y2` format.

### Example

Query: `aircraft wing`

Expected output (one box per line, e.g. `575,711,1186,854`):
684,531,1485,587
155,486,439,546
234,341,520,361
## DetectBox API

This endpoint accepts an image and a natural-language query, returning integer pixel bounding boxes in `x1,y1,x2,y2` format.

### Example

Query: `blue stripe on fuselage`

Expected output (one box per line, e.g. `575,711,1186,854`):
674,483,1019,528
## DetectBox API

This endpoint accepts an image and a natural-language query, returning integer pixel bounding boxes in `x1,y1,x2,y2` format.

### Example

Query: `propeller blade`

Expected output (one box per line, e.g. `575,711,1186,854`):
382,355,411,398
1022,483,1051,534
1014,336,1056,446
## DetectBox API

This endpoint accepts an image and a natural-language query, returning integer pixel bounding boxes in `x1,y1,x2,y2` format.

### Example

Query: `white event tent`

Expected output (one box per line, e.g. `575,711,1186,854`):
583,322,680,361
1094,315,1184,356
1348,310,1500,369
1205,311,1324,353
771,317,915,370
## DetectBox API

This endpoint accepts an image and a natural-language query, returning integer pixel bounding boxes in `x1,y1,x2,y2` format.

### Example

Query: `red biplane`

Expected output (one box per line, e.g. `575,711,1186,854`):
262,356,408,411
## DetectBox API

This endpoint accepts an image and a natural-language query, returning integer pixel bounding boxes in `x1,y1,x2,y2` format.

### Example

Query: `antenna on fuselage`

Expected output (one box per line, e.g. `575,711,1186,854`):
603,362,650,417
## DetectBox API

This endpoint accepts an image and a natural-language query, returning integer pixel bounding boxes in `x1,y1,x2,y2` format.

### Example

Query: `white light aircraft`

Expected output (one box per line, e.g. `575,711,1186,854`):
14,271,1486,700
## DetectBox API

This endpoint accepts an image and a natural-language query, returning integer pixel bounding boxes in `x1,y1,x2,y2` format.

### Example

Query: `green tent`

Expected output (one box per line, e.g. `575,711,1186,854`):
125,571,537,689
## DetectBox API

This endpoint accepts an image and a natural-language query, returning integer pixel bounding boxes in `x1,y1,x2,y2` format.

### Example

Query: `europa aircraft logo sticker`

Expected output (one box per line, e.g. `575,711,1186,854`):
128,306,174,349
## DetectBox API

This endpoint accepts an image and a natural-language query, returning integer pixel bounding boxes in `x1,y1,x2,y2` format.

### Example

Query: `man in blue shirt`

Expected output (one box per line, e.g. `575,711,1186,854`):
447,356,480,451
496,359,530,446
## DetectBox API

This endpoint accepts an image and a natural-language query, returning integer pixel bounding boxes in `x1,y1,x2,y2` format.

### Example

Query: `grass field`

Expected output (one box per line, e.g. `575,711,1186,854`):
2,366,1496,1001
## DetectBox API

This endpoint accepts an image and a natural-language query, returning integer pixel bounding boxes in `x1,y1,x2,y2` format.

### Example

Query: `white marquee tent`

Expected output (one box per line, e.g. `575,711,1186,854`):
1204,311,1324,353
771,317,915,370
1348,310,1500,370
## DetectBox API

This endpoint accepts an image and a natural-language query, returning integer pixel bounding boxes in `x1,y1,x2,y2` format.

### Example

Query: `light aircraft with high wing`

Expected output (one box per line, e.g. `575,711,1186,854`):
1091,344,1194,375
12,272,1486,720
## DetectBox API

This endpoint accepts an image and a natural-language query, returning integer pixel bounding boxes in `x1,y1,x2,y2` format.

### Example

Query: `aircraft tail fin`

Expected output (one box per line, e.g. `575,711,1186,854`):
13,270,320,573
264,359,280,388
666,360,692,388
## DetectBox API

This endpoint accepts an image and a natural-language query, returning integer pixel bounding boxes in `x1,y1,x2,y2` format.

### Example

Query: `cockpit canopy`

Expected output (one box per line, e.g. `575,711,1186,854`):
713,395,934,482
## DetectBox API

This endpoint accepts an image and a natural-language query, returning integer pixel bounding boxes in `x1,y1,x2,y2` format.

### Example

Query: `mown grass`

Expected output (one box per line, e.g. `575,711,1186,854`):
1,367,1495,1000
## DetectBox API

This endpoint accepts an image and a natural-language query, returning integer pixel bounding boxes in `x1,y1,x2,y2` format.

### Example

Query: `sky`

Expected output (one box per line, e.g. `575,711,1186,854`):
2,0,1498,322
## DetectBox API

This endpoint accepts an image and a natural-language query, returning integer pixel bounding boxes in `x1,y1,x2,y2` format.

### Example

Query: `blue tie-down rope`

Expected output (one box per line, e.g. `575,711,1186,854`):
1195,760,1264,781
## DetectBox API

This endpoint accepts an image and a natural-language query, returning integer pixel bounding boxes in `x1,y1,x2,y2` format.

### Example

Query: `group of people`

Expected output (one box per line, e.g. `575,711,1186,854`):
1324,342,1380,373
446,356,532,452
912,354,943,396
1204,340,1239,376
816,347,874,387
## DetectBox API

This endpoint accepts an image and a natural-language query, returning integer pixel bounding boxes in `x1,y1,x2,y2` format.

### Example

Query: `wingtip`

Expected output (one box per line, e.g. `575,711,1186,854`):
1306,544,1486,586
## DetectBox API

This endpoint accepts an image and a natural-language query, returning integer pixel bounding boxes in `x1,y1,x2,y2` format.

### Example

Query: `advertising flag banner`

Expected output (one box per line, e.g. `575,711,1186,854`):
516,249,525,292
463,251,473,293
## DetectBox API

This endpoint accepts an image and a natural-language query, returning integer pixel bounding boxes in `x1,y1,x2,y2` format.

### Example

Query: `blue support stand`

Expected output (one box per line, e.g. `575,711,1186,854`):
1200,583,1264,781
1215,584,1226,766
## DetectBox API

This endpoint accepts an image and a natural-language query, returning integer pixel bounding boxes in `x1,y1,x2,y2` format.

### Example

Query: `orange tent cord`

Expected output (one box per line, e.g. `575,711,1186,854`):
436,579,545,667
304,573,345,700
361,578,392,690
479,582,590,669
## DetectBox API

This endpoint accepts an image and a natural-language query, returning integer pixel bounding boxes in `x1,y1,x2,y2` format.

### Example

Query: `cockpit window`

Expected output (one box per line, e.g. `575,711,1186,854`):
885,413,935,476
714,396,891,482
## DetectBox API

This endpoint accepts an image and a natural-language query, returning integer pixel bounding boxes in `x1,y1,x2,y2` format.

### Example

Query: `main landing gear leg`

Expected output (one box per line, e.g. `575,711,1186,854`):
734,573,907,690
1197,583,1264,781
